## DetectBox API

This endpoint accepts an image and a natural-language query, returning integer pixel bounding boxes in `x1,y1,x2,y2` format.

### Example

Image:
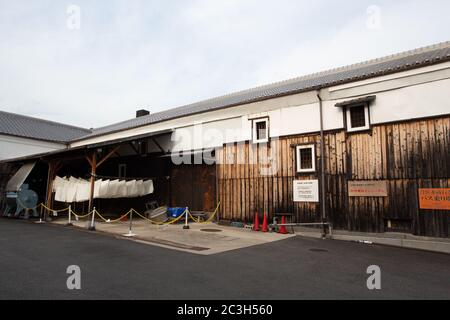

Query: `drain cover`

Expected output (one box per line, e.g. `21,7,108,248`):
309,248,329,253
200,229,223,233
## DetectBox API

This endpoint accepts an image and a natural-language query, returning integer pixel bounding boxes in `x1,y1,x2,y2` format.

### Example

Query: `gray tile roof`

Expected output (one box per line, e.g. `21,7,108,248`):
74,41,450,141
0,110,91,143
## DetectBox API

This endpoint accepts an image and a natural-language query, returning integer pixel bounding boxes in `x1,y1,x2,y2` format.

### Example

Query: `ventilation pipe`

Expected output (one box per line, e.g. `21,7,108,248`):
317,90,327,237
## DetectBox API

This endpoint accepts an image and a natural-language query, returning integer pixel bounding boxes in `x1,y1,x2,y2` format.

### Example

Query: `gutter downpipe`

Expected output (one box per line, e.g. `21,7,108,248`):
317,90,327,238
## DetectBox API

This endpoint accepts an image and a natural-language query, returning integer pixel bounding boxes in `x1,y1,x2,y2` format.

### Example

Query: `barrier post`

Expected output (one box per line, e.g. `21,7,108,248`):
183,207,190,230
35,204,45,224
88,207,96,231
66,205,73,226
123,210,137,237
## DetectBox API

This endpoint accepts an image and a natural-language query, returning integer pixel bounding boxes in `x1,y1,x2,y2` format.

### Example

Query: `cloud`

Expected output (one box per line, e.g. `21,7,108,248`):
0,0,449,129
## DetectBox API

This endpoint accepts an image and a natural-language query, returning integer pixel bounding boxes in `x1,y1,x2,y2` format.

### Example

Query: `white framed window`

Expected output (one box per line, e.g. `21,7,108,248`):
346,103,370,132
118,164,127,178
252,118,269,143
296,144,316,173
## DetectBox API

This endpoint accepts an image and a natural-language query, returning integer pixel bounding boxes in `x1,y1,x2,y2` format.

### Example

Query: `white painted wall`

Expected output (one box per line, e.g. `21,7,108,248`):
70,62,450,152
0,134,66,160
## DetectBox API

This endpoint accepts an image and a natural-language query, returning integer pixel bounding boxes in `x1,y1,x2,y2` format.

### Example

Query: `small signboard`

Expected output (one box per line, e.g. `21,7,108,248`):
293,180,319,203
348,181,388,197
419,189,450,210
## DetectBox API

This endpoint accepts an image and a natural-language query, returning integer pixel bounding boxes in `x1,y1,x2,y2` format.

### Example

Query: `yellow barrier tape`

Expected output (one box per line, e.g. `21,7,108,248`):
95,209,131,223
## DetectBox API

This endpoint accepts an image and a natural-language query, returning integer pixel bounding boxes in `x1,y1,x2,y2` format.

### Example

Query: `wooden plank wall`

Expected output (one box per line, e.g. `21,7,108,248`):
217,116,450,238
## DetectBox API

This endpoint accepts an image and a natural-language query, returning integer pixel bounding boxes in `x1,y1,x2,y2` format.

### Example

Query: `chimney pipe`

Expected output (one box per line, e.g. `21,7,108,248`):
136,109,150,118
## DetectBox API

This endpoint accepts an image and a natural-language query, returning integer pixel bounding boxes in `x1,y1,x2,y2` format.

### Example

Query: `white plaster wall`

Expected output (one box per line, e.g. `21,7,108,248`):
0,135,66,160
70,62,450,152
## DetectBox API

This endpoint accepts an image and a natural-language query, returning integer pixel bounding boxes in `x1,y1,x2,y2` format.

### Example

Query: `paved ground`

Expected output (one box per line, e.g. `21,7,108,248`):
52,218,295,255
0,219,449,300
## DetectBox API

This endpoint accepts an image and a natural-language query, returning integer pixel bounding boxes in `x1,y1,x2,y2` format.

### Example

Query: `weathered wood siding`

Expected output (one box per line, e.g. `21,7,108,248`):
170,163,216,212
217,116,450,238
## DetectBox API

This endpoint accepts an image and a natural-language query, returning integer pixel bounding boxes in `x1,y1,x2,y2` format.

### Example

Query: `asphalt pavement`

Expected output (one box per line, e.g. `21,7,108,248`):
0,219,449,300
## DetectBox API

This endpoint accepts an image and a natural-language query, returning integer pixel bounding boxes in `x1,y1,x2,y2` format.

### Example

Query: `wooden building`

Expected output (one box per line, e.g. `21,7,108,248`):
1,42,449,238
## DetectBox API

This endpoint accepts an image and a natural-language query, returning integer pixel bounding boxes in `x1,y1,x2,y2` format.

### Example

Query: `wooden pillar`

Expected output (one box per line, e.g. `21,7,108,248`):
87,152,97,213
45,160,61,216
86,146,120,213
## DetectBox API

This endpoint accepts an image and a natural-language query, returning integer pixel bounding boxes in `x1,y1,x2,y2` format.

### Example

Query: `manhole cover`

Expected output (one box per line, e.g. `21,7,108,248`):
200,229,223,233
309,248,329,253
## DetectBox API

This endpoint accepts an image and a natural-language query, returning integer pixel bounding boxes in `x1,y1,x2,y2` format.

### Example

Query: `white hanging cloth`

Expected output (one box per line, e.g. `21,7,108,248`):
75,178,90,202
53,176,154,202
99,180,110,198
143,180,154,195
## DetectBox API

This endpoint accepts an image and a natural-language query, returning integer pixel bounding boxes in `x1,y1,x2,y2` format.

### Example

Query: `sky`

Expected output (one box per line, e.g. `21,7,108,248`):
0,0,449,129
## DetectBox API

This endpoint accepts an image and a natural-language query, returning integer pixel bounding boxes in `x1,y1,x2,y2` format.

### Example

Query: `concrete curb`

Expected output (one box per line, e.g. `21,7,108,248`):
295,230,450,254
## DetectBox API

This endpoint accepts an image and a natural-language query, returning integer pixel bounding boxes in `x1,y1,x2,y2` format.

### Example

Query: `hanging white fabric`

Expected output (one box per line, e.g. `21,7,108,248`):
54,176,68,202
107,180,120,199
125,180,137,198
99,180,110,198
53,176,154,202
75,178,90,202
94,179,102,199
135,180,144,196
143,180,154,195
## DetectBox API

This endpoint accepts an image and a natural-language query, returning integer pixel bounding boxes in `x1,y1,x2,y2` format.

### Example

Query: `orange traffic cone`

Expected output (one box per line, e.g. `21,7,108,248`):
253,213,260,231
278,216,289,234
261,212,269,233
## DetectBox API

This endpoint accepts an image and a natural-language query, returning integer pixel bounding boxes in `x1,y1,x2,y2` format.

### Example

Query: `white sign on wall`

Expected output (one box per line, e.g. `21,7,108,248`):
293,180,319,203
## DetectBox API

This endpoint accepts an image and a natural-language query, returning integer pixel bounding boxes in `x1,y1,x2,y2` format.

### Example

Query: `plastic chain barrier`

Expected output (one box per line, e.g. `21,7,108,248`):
188,201,221,224
16,199,44,211
95,209,131,223
70,209,94,219
131,208,188,225
15,201,221,226
41,203,70,213
16,201,70,215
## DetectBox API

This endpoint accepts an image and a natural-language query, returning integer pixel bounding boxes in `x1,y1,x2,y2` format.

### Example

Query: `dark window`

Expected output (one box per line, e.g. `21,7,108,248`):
349,105,366,128
299,148,313,169
256,121,267,141
118,164,127,178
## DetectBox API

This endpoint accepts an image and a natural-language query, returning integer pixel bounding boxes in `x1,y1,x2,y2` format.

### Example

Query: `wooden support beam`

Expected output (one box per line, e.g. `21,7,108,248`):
97,146,120,168
151,137,165,153
128,142,140,155
86,146,119,213
85,155,93,167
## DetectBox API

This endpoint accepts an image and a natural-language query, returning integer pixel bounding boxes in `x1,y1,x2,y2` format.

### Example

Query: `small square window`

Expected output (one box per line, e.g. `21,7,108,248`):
296,145,316,173
346,104,370,132
252,118,269,143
